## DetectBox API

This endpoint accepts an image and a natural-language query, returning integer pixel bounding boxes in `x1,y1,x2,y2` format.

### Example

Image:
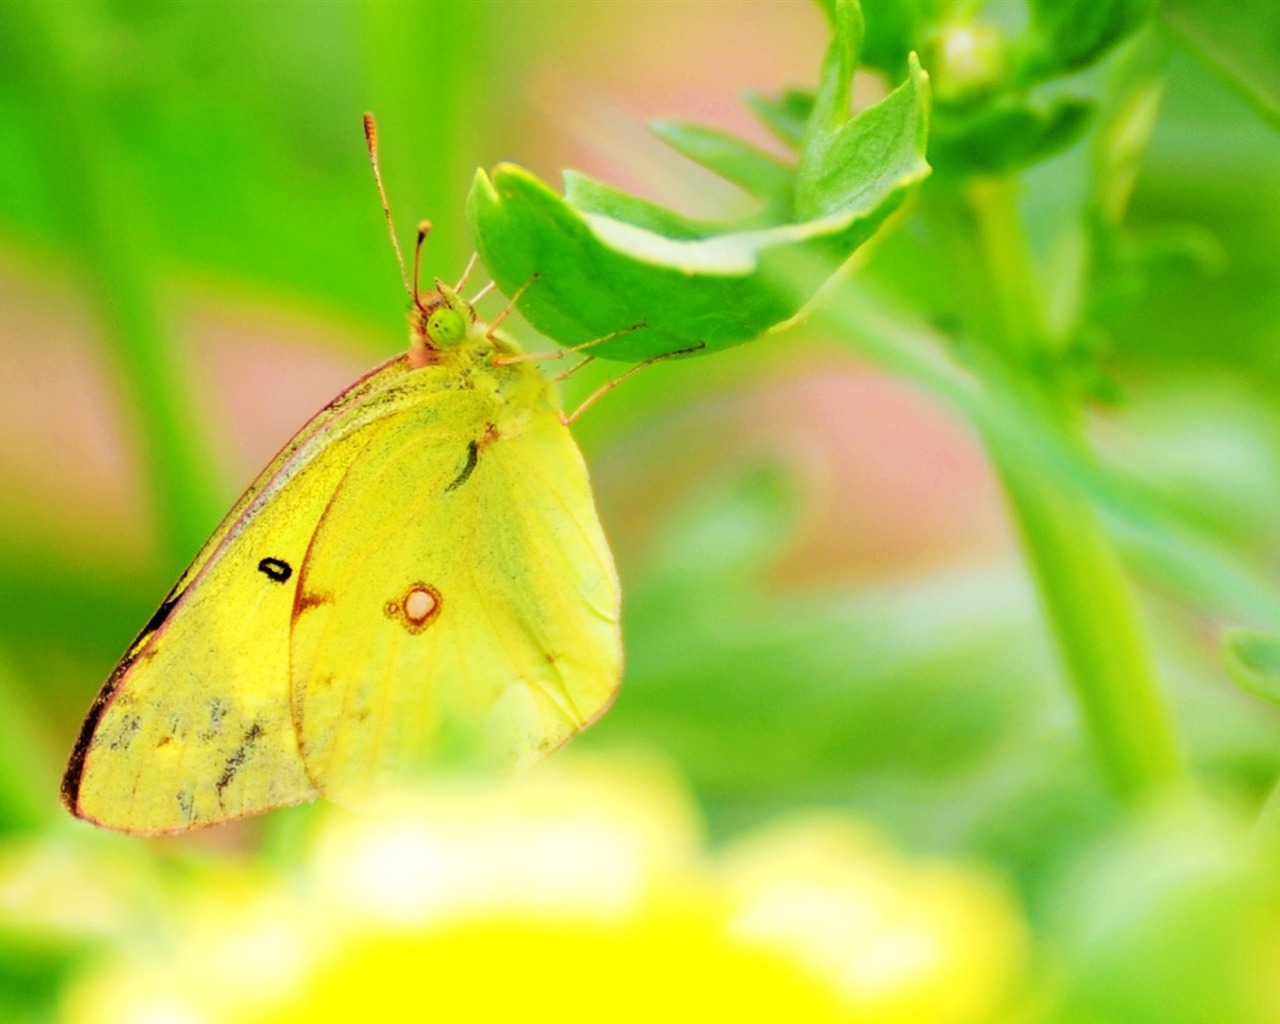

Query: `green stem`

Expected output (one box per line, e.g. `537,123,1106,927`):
987,430,1182,798
967,178,1046,360
965,178,1184,802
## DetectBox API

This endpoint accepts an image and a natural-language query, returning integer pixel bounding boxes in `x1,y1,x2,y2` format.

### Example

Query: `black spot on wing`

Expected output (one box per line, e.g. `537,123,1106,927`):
445,440,479,492
198,698,227,742
258,557,293,583
215,722,265,801
106,713,142,751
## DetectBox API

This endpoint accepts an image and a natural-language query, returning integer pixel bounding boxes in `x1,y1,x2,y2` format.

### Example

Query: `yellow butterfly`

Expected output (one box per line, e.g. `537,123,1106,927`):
61,116,625,834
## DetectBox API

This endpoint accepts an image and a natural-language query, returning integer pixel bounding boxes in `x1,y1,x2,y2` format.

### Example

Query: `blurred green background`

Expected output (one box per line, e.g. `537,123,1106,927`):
3,1,1280,1021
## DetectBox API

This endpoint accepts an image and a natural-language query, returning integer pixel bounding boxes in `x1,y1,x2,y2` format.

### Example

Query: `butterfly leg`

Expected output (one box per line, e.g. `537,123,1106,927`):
486,274,540,339
453,251,479,293
494,322,646,366
553,355,595,382
561,343,705,425
468,280,497,305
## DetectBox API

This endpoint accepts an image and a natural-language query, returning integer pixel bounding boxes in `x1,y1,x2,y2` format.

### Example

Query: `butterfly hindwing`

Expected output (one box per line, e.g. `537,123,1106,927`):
289,365,622,805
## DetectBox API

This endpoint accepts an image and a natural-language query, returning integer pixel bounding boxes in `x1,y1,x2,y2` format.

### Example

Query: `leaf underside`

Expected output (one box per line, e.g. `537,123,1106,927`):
468,0,931,362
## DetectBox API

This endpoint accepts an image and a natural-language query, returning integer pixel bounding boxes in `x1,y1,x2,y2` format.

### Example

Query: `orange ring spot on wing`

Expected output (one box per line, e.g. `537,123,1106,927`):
384,582,443,635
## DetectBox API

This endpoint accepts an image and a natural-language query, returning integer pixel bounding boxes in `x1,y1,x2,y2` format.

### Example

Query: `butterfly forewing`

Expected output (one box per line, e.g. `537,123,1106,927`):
63,357,436,833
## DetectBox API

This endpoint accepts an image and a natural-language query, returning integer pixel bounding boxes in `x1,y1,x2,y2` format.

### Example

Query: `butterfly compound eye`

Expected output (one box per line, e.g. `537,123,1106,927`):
426,307,466,344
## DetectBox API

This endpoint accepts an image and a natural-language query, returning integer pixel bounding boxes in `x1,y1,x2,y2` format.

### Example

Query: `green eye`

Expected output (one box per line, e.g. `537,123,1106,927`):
427,307,466,344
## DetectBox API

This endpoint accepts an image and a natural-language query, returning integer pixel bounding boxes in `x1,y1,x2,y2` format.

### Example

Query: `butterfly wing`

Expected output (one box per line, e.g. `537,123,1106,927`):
290,372,621,805
63,356,436,833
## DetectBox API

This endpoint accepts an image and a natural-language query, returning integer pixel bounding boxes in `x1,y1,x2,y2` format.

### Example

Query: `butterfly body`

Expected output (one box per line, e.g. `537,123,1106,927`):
63,284,622,834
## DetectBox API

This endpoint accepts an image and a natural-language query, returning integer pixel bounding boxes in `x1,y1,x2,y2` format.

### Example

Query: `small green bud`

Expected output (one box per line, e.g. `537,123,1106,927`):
926,22,1007,108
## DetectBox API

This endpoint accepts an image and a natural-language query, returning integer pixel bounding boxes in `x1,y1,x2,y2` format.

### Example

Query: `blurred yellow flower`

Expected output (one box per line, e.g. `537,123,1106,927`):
59,756,1025,1024
722,819,1026,1024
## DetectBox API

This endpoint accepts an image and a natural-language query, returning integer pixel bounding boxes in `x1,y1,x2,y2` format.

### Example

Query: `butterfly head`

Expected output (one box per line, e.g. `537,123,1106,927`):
410,281,478,364
425,303,467,345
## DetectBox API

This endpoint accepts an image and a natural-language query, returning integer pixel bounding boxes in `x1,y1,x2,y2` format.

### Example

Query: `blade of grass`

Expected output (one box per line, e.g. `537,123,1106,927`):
355,0,505,274
0,647,62,833
1161,0,1280,130
8,2,223,571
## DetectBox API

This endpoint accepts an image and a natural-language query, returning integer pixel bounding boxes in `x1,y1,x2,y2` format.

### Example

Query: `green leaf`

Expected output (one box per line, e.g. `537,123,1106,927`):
563,172,714,240
1022,0,1157,80
805,0,865,139
648,120,795,206
469,166,784,359
468,6,931,362
860,0,957,78
742,87,815,149
797,53,929,219
930,93,1093,175
1224,628,1280,705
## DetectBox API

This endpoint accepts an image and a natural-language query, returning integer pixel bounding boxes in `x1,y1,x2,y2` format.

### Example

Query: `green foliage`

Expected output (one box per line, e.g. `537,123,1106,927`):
930,93,1093,175
1044,806,1280,1024
860,0,957,78
588,467,1105,875
1022,0,1158,79
3,0,1280,1018
468,0,929,361
1162,0,1280,128
854,0,1163,176
1224,629,1280,706
594,471,1053,797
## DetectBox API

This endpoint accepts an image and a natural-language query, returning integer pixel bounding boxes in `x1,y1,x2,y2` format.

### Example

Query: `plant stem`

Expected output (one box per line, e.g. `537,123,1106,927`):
986,429,1182,799
965,178,1184,802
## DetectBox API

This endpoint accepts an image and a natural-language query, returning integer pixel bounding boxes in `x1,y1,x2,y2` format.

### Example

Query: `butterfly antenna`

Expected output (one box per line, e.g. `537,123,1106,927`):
363,113,412,299
413,221,431,309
